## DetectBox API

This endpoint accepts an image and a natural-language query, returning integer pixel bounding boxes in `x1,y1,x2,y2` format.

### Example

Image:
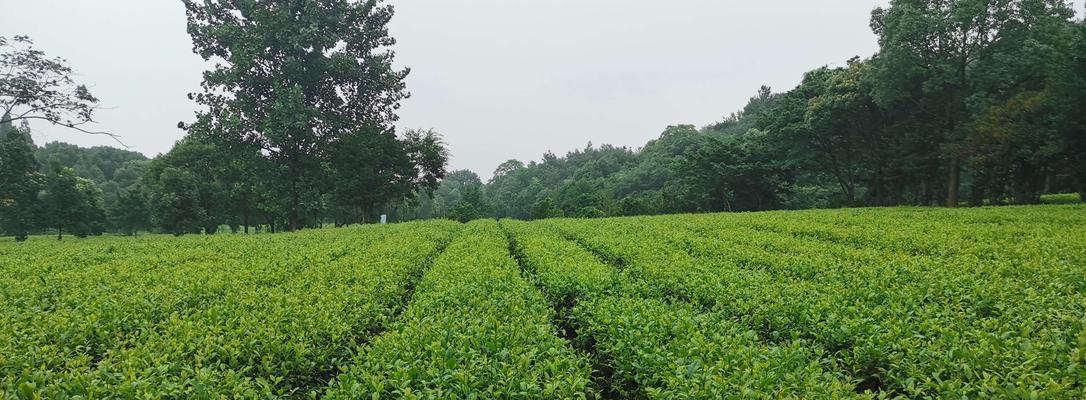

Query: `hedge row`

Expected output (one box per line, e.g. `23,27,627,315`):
324,220,593,399
503,220,861,398
546,205,1086,398
2,221,460,398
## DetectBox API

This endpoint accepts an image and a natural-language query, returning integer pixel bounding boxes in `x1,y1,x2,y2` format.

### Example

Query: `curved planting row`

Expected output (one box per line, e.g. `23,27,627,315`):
323,220,593,399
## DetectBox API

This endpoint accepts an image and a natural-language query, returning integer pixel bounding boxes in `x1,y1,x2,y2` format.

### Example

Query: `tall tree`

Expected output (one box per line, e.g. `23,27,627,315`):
148,166,206,236
0,117,42,241
327,126,411,224
108,186,151,236
672,129,787,212
403,128,449,193
760,61,887,206
870,0,1076,206
530,196,561,220
144,136,230,234
327,127,448,225
447,183,491,223
1066,16,1086,201
958,1,1079,204
183,0,410,231
40,164,104,239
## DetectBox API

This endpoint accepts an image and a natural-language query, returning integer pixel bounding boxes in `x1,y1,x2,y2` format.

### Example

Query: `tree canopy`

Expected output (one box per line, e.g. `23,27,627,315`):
181,0,425,230
398,0,1085,221
1,0,1082,239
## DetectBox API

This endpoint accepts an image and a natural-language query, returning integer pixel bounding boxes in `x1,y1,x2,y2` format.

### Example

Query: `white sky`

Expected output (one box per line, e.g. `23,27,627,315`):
4,0,1082,179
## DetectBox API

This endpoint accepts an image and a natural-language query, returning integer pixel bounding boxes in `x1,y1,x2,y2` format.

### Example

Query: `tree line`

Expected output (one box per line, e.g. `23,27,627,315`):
1,1,449,240
2,0,1085,238
0,117,447,240
405,0,1086,222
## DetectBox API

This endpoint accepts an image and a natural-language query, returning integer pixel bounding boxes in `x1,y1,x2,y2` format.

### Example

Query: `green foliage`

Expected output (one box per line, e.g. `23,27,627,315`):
530,196,562,220
31,142,151,233
40,165,105,239
5,0,1085,236
143,135,248,234
869,0,1081,206
501,220,614,306
446,202,483,223
544,204,1086,398
34,142,147,185
326,127,443,225
414,169,483,220
403,128,451,192
0,119,144,240
0,118,41,241
577,296,861,398
147,166,205,235
324,220,593,398
0,221,459,397
107,186,150,236
504,219,860,398
572,206,605,219
759,61,882,206
180,0,442,231
393,0,1086,222
1,205,1083,397
1040,192,1083,204
446,183,491,223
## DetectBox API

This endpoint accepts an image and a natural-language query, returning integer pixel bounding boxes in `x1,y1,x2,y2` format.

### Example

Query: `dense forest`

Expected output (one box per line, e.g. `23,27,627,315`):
2,0,1084,238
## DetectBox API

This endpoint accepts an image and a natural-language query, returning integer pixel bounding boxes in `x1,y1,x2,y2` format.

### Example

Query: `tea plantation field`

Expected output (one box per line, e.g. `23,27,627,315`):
2,205,1084,398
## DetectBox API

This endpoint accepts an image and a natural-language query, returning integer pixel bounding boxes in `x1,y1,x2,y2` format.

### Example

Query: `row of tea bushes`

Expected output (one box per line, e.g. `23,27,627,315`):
546,206,1086,398
2,221,460,398
503,220,862,398
323,220,593,399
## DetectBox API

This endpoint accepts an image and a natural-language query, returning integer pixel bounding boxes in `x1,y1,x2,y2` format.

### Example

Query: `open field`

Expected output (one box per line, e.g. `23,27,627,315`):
2,205,1085,398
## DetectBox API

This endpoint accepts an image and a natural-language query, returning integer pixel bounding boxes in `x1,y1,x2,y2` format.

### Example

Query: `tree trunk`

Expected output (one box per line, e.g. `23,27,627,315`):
57,226,63,240
946,157,960,207
1075,170,1086,202
969,170,985,207
1042,168,1052,194
1009,162,1043,204
869,169,882,206
290,184,300,231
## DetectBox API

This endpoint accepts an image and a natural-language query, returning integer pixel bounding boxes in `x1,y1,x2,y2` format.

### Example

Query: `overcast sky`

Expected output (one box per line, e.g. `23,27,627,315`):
5,1,1082,179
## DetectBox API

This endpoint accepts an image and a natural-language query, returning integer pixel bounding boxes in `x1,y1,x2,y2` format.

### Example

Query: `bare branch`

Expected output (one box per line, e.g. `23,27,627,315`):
0,34,117,143
12,115,128,147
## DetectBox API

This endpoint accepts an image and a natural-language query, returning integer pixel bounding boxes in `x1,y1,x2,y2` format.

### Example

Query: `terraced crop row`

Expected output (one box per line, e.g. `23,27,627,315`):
502,220,860,398
2,221,460,398
541,205,1086,398
324,220,592,398
2,204,1082,398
